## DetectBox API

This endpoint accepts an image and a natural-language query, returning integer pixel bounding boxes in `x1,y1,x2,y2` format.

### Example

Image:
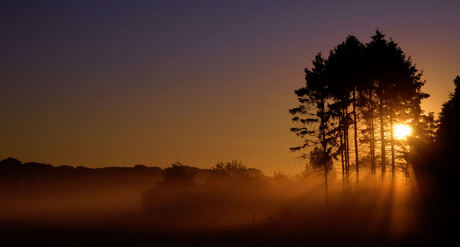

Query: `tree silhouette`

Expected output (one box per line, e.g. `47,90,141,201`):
438,76,460,150
366,30,391,178
159,162,199,187
365,30,427,178
436,75,460,181
290,30,428,184
290,53,334,202
326,35,365,184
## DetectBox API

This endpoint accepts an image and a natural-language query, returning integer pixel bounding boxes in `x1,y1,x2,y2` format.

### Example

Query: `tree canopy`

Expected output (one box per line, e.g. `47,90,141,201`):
290,30,428,184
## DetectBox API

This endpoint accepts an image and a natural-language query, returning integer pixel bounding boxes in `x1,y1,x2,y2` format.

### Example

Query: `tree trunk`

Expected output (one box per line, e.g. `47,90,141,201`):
321,101,328,204
369,92,376,175
353,88,359,185
344,108,350,180
389,102,395,179
339,114,345,186
379,96,386,179
324,160,329,205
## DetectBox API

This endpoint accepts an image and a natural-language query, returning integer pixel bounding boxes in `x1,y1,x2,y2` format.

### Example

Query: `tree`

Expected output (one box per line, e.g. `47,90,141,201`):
435,76,460,181
309,147,333,170
438,76,460,150
326,35,365,184
160,162,199,187
290,30,428,184
290,53,335,202
365,30,427,179
211,160,263,180
366,30,391,178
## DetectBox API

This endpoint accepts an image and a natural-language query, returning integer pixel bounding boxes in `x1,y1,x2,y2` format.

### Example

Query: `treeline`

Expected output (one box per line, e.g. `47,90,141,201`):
405,76,460,243
408,76,460,192
0,157,161,193
290,30,433,185
0,158,265,194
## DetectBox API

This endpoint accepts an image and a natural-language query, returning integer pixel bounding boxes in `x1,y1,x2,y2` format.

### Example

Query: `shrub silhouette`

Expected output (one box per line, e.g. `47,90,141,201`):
209,160,263,182
159,162,199,187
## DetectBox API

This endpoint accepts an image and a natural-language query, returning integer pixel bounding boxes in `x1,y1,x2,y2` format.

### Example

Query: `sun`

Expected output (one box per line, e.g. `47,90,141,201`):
394,124,412,140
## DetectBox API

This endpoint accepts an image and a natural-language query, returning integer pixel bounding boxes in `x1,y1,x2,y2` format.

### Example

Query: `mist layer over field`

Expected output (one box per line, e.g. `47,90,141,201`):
0,159,430,246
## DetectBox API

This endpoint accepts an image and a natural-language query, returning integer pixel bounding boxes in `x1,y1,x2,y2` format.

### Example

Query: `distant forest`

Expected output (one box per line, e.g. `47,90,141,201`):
0,158,264,193
0,157,162,193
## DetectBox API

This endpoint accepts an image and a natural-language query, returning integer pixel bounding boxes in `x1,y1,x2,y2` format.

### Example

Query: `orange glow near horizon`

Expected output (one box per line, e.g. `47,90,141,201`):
0,1,458,175
394,124,412,140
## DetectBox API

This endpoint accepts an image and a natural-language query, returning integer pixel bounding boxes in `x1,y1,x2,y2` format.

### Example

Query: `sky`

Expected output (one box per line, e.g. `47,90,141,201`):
1,0,459,174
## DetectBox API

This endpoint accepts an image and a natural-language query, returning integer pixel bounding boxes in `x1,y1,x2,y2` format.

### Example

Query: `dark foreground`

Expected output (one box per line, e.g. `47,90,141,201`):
0,223,430,247
1,179,455,247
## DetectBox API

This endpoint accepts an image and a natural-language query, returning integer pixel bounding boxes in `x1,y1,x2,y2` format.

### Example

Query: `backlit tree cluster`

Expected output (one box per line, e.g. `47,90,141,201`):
290,31,428,185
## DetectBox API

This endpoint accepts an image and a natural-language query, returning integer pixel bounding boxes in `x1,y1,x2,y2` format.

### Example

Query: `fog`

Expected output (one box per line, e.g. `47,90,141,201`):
0,159,425,246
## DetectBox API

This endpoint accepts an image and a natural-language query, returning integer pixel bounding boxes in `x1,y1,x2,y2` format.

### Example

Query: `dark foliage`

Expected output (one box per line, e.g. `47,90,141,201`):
290,30,427,180
0,157,163,193
159,162,200,187
406,75,460,244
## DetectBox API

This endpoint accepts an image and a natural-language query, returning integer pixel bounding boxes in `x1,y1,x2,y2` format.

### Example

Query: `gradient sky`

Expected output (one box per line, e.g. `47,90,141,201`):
1,0,459,174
